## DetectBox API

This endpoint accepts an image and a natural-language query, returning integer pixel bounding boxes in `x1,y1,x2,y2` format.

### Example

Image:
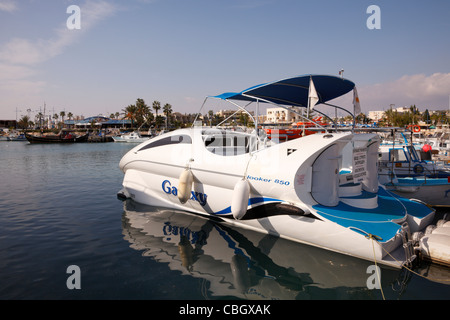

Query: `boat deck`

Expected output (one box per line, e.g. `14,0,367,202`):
313,187,433,242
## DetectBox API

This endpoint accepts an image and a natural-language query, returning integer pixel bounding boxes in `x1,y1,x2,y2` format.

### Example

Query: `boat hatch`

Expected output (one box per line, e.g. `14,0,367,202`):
311,144,340,206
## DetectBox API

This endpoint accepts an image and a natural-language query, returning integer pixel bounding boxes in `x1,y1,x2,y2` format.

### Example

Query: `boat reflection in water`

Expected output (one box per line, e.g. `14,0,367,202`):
121,200,416,300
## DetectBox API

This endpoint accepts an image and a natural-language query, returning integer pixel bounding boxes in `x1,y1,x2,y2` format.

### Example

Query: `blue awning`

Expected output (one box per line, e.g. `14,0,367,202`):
211,74,355,107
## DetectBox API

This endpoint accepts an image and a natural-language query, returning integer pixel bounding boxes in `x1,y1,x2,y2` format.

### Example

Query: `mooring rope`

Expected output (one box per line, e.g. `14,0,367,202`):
368,234,386,300
372,236,450,283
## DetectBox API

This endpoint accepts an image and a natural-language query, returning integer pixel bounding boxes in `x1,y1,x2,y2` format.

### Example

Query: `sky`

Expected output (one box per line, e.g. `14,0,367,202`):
0,0,449,121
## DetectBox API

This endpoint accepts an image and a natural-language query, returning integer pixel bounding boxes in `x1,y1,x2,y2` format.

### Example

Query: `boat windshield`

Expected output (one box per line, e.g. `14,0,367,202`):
389,148,408,162
202,129,256,156
406,145,420,161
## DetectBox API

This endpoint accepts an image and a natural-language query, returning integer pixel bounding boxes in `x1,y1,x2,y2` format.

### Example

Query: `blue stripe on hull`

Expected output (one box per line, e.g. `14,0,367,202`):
214,197,281,215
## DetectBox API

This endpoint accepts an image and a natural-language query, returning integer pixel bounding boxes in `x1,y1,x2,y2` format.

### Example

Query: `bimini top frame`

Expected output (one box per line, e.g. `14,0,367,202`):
194,74,357,132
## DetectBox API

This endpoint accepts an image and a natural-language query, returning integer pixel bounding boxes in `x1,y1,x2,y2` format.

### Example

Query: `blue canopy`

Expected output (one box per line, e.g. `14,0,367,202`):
212,74,355,107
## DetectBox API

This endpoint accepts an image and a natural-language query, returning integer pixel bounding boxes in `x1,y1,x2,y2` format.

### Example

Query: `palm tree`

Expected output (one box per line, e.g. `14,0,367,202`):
163,103,172,129
67,112,73,128
60,111,66,128
384,108,394,127
18,115,31,130
53,114,59,129
36,112,44,129
135,98,151,128
123,104,137,128
152,101,161,128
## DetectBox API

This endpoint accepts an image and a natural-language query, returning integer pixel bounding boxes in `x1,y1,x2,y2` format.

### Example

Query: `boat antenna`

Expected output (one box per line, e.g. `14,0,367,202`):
191,97,209,127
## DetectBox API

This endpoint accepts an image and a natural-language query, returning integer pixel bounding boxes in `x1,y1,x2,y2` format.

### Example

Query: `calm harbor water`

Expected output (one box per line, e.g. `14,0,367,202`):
1,140,450,300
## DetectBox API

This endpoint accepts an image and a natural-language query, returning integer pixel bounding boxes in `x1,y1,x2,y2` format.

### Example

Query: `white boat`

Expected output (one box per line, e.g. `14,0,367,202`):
118,74,437,269
112,131,150,143
378,139,450,178
7,132,27,141
378,130,450,207
379,174,450,207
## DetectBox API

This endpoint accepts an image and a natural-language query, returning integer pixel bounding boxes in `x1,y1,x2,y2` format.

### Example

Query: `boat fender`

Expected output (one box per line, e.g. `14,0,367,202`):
412,231,424,246
231,179,250,220
177,169,194,204
413,164,424,174
425,225,436,235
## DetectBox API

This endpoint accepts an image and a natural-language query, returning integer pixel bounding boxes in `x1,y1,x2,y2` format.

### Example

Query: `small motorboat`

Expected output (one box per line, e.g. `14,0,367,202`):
7,132,27,141
118,74,439,269
378,131,450,178
379,172,450,207
112,131,150,143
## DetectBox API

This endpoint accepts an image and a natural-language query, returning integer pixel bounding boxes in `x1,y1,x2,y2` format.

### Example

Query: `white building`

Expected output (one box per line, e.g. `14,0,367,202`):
265,106,303,124
367,110,385,121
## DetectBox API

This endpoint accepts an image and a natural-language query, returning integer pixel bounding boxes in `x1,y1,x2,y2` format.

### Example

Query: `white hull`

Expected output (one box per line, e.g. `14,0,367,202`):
119,127,435,268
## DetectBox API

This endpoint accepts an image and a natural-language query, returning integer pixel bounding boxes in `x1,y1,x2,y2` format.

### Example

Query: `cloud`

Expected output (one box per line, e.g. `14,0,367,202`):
0,1,118,66
330,73,450,112
0,1,119,118
0,0,18,12
360,73,450,110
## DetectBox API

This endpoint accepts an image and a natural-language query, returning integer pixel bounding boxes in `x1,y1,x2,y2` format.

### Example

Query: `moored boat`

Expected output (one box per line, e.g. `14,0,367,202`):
379,173,450,207
25,130,89,144
112,131,150,143
378,140,450,178
118,74,441,269
7,133,27,141
264,117,328,141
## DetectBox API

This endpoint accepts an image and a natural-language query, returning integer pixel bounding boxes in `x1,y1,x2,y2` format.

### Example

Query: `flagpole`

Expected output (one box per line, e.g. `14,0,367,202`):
305,76,312,136
353,104,355,132
306,86,310,119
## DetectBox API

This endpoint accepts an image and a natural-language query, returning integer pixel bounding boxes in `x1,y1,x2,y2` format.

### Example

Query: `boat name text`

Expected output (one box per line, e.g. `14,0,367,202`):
162,180,208,206
247,175,290,186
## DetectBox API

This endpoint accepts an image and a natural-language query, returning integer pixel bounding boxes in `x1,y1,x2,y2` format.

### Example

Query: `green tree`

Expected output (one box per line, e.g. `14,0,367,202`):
384,108,394,126
36,112,44,128
18,115,31,130
135,98,151,128
422,109,431,124
123,104,137,128
67,112,73,128
53,113,59,128
163,103,172,129
60,111,66,128
152,101,161,128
